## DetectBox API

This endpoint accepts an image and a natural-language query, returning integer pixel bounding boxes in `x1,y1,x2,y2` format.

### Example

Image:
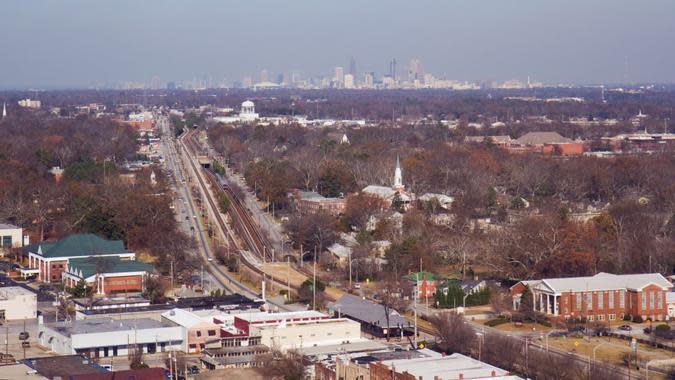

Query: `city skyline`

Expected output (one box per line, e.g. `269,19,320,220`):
1,0,674,89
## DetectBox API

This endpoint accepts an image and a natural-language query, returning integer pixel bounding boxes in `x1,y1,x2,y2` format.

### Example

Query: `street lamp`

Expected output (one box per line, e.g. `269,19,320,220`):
589,341,607,377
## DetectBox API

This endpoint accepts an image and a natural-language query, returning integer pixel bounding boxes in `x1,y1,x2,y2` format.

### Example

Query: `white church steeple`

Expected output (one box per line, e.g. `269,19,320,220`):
393,154,403,190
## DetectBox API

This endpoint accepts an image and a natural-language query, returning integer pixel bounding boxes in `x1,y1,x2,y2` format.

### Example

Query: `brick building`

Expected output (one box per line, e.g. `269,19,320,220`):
62,256,153,295
290,190,347,216
25,234,136,283
511,272,673,322
405,271,444,300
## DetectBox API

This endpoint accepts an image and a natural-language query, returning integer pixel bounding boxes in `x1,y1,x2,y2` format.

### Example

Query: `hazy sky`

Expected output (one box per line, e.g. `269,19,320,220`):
1,0,674,88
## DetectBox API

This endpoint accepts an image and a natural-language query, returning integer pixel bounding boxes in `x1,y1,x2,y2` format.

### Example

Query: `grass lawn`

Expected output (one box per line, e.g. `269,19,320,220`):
544,335,673,368
493,321,554,333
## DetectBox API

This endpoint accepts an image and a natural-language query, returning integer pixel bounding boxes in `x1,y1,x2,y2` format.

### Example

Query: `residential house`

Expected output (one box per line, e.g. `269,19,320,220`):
0,223,28,257
405,271,445,300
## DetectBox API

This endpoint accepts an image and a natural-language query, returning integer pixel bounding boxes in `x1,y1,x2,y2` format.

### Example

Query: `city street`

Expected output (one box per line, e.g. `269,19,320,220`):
158,116,222,295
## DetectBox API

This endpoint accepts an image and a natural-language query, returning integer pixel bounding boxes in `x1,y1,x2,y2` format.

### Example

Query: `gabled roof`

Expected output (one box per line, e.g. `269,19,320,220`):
362,186,410,201
25,234,130,258
0,222,20,230
362,185,395,198
516,131,573,145
67,256,152,279
516,273,672,294
328,294,408,328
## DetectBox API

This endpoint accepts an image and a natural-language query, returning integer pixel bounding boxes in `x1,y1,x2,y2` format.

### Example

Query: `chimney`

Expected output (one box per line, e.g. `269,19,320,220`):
491,370,496,377
459,374,464,380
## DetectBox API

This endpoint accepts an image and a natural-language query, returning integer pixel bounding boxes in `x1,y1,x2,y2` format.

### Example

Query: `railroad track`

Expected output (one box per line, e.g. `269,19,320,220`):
174,130,262,300
178,129,292,298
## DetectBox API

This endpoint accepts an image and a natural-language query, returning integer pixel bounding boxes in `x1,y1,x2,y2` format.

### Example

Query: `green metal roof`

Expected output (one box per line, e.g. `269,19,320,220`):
68,256,153,279
405,271,444,282
26,234,129,258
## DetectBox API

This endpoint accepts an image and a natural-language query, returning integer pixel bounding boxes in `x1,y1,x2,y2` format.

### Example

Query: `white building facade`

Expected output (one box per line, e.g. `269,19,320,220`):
0,287,37,320
39,318,182,357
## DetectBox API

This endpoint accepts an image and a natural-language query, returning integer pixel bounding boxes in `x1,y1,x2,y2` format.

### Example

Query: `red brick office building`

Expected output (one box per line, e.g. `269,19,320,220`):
511,272,673,322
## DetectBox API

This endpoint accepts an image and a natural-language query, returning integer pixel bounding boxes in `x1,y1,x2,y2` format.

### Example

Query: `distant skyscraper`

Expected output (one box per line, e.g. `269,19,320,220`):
389,58,397,81
349,57,357,78
364,72,374,89
335,67,344,87
2,103,6,118
344,74,355,89
260,69,269,83
167,81,176,90
408,58,424,82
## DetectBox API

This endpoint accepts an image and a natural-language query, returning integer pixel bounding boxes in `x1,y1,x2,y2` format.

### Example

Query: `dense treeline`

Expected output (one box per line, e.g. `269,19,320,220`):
3,87,675,127
208,120,675,280
0,113,195,278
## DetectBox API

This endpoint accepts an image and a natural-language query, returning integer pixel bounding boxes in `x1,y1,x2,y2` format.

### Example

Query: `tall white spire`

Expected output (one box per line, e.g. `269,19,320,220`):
2,103,6,118
393,154,403,190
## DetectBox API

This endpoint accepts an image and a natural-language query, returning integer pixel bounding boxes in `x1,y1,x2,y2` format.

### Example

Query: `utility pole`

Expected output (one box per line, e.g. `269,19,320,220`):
201,264,204,291
313,246,317,311
414,280,418,348
170,261,174,298
23,318,26,359
348,249,352,289
287,256,291,300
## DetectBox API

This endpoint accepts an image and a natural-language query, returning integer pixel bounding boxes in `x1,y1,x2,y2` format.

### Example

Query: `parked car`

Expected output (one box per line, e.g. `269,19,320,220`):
643,327,652,334
618,325,632,331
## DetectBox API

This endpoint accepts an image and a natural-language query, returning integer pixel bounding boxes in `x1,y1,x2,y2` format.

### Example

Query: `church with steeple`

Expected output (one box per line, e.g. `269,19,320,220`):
362,155,412,208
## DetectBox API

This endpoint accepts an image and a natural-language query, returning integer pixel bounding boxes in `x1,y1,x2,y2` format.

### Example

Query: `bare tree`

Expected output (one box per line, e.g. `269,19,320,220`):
428,312,476,355
255,349,305,380
376,277,411,341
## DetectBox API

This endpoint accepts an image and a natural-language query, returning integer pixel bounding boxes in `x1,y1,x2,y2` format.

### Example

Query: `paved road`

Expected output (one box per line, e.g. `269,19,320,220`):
168,120,291,310
159,117,223,295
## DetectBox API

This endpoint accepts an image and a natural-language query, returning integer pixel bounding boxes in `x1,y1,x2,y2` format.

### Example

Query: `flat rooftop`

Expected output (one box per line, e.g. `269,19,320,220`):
22,355,106,379
0,363,48,380
298,339,388,357
73,296,150,307
48,318,172,337
382,353,518,380
0,286,36,299
236,310,327,323
253,317,356,330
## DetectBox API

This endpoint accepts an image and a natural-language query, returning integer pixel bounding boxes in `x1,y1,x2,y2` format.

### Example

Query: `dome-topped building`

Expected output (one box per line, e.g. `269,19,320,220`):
239,100,259,121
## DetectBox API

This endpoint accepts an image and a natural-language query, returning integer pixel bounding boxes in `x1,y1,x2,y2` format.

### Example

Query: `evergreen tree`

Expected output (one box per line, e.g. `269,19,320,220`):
519,285,535,319
70,279,90,298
